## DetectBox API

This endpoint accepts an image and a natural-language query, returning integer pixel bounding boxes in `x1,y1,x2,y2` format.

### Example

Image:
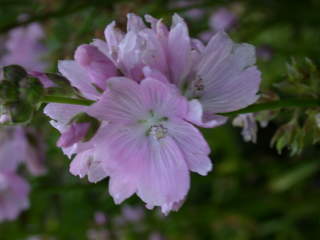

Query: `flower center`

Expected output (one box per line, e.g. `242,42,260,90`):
192,76,204,96
148,124,168,140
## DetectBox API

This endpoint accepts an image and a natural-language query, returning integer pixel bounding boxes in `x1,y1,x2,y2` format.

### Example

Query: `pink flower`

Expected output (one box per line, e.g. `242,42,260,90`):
87,77,211,214
0,172,30,222
98,14,260,127
209,8,237,32
1,23,47,72
45,13,261,214
0,127,47,176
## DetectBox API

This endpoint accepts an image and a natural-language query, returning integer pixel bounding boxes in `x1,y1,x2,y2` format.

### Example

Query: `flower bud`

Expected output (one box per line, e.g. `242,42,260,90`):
19,77,44,104
57,113,100,147
7,101,34,124
2,65,27,83
0,80,19,104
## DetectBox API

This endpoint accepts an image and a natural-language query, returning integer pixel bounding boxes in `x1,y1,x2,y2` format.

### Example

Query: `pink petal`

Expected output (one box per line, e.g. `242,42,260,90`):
137,136,190,214
186,99,228,128
140,78,188,119
168,17,191,86
74,44,117,90
167,119,212,175
88,77,145,124
58,60,100,100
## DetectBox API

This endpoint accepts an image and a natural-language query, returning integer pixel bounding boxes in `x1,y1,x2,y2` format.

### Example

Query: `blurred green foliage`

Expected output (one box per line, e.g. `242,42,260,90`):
1,0,320,239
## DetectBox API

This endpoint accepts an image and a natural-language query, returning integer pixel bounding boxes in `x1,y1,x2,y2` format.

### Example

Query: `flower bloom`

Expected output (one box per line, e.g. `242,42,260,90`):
46,13,261,214
0,172,30,222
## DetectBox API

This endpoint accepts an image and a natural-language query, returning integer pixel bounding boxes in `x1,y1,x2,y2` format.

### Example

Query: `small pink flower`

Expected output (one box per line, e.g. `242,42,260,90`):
0,172,30,222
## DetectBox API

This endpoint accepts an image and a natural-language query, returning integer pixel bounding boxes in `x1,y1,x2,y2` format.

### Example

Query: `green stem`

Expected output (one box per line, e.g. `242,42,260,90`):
222,99,320,116
41,96,320,116
41,96,94,106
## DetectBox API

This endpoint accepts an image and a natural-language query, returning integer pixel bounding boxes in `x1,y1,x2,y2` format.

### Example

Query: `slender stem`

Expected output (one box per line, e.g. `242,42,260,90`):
41,95,320,116
221,99,320,117
41,95,94,106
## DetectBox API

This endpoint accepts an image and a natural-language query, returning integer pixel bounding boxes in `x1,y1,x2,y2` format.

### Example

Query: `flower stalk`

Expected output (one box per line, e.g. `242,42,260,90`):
41,96,320,115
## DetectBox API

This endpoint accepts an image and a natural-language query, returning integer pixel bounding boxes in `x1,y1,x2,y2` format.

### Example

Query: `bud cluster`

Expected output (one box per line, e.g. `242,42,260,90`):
0,65,44,124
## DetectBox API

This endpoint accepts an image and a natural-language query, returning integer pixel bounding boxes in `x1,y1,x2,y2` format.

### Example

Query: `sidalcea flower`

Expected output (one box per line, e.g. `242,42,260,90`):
232,113,258,143
0,172,30,221
46,13,261,214
0,23,47,72
94,14,260,128
87,77,212,214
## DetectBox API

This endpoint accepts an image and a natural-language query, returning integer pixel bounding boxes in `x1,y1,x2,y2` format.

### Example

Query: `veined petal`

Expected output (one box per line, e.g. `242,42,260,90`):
137,136,190,214
58,60,100,100
140,78,188,119
186,99,228,128
88,77,146,123
167,119,213,176
168,20,191,86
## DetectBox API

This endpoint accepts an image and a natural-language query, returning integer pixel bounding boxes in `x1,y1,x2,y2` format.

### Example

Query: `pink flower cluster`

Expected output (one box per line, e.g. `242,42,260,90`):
0,22,47,222
45,13,261,214
0,127,46,222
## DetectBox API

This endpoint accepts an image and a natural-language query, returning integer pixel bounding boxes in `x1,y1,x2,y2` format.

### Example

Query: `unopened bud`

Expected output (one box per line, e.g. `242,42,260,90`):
3,65,27,83
7,101,34,124
19,77,44,104
0,80,19,104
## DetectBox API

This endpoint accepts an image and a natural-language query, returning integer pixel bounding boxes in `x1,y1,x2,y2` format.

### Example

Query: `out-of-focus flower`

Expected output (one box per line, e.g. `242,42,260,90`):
0,172,30,222
209,8,237,32
256,45,274,61
0,127,46,176
149,232,166,240
121,205,144,223
95,211,107,225
0,23,47,72
200,7,237,42
87,229,109,240
232,113,258,143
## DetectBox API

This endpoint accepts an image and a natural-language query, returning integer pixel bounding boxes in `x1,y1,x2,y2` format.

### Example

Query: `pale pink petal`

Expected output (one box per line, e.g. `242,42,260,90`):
88,77,145,123
74,44,117,90
0,173,30,222
57,122,90,148
137,136,190,214
70,149,107,183
168,17,191,86
167,119,212,176
186,99,227,128
127,13,146,32
58,60,100,100
140,78,188,119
